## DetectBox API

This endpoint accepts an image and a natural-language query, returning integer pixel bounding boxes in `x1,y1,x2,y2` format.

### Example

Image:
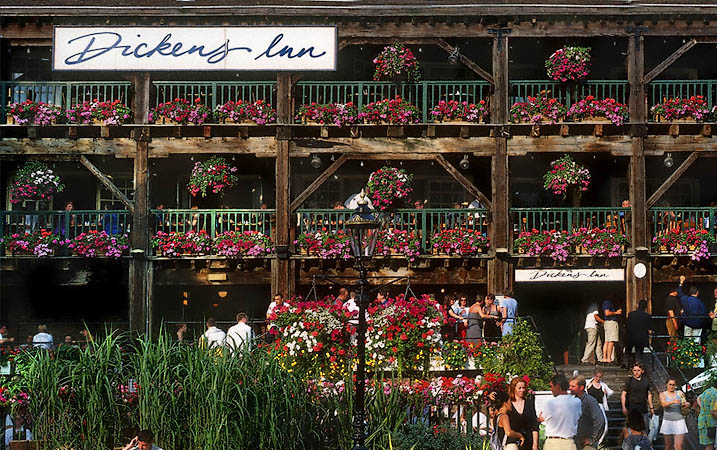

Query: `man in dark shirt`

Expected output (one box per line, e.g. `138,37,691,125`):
677,275,706,342
625,299,652,367
601,298,622,364
665,288,681,339
621,362,654,440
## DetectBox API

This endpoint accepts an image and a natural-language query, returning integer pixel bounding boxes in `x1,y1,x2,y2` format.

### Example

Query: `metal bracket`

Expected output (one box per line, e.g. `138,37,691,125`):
488,28,511,52
625,26,649,51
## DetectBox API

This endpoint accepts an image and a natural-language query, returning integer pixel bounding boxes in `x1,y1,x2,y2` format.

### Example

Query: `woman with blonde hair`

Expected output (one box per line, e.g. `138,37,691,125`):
659,377,689,450
507,377,539,450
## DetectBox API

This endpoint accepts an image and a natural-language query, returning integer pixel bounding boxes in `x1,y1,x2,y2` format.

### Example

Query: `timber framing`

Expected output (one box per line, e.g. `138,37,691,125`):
79,156,135,213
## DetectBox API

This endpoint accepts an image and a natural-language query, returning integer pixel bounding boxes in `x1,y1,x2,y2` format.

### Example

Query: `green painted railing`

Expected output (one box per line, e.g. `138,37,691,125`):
1,81,132,124
297,208,489,252
650,207,716,238
152,81,276,110
509,80,629,108
295,81,491,123
647,80,717,111
1,210,131,242
151,209,275,238
510,207,630,236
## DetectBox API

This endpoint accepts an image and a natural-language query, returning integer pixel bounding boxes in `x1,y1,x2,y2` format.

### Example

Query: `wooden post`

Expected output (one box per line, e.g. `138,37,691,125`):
273,73,294,297
129,73,151,334
489,31,511,295
627,33,651,313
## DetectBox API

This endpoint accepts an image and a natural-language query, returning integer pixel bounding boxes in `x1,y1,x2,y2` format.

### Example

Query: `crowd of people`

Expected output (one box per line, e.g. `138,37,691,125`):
582,276,717,368
0,324,94,354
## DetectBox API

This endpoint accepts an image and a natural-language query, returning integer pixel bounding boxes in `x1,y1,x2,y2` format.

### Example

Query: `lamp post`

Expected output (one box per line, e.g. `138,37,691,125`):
344,190,380,450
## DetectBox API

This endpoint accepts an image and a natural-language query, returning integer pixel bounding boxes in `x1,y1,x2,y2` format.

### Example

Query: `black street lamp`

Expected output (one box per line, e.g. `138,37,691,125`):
344,191,380,450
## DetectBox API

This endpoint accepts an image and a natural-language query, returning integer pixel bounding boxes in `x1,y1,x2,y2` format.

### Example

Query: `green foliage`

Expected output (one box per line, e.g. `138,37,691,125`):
389,423,486,450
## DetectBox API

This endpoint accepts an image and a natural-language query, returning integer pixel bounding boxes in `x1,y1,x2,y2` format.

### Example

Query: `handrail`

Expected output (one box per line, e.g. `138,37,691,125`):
509,80,628,108
151,208,276,239
1,209,131,241
152,81,276,110
647,79,717,111
510,207,631,236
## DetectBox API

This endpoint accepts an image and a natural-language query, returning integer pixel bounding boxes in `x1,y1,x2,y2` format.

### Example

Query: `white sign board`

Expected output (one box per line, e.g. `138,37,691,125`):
53,27,337,71
515,268,625,282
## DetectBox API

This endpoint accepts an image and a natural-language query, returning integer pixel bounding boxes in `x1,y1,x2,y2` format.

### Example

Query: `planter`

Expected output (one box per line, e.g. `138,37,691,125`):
579,115,611,123
660,245,668,252
3,248,11,257
654,114,698,123
434,120,466,125
6,115,16,125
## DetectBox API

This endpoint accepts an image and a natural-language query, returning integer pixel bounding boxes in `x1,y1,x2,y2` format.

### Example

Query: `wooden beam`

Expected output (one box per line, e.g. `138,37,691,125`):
644,38,697,83
290,154,348,212
646,152,700,208
274,73,293,297
434,154,491,210
79,156,135,213
436,39,494,84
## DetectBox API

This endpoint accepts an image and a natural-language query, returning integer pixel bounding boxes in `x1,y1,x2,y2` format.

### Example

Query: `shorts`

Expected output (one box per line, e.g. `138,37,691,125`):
604,320,619,342
698,426,716,445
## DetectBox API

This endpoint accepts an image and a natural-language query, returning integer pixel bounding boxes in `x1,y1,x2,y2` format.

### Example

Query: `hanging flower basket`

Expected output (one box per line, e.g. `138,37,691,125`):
295,102,359,127
148,97,212,125
7,101,63,126
567,96,630,126
366,166,414,211
187,156,239,198
372,42,422,83
358,97,420,125
9,161,65,204
651,96,710,122
545,46,591,82
543,154,590,197
510,95,567,124
214,100,276,125
652,228,716,261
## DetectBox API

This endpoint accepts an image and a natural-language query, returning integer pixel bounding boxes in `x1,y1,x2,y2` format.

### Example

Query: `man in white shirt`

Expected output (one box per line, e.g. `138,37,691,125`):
540,374,582,450
343,291,360,326
266,293,288,339
226,312,253,354
0,325,14,345
581,305,605,364
32,324,54,350
200,318,225,349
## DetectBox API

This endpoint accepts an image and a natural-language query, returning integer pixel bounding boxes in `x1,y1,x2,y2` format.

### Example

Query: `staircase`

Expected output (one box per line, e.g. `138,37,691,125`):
558,364,665,450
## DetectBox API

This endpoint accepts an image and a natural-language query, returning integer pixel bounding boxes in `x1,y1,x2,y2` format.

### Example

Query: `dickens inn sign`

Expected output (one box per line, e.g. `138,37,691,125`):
53,27,337,71
515,269,625,282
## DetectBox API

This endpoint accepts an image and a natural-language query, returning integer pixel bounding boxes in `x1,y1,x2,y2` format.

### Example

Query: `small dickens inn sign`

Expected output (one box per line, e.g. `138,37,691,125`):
515,268,625,282
53,26,337,71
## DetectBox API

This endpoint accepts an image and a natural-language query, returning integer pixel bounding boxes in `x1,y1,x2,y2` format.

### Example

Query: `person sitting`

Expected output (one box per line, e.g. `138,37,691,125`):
32,324,54,350
122,429,163,450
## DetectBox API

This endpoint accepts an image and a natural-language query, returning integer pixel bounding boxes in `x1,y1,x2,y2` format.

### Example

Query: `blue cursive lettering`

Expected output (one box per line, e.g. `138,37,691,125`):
254,33,327,61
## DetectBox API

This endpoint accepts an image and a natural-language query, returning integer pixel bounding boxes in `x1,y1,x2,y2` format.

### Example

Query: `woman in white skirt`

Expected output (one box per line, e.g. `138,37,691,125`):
659,377,689,450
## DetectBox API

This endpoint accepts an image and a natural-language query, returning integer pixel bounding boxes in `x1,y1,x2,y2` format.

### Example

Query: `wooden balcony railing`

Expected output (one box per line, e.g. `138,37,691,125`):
509,80,629,108
650,207,716,238
0,210,132,241
151,209,275,238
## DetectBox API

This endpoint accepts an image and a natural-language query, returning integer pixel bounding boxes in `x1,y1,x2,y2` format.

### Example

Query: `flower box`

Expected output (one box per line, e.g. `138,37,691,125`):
431,229,489,256
1,230,66,257
215,100,276,125
69,231,129,258
510,95,567,124
430,100,490,124
359,97,420,125
652,228,716,261
7,101,63,126
148,98,212,125
295,103,358,127
651,96,710,122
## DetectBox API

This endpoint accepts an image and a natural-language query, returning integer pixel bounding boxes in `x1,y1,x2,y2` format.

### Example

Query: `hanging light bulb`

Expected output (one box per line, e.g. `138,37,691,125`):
360,161,364,167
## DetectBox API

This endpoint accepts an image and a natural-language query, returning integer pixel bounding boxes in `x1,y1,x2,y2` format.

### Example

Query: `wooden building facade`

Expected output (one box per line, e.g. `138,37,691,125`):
1,1,716,357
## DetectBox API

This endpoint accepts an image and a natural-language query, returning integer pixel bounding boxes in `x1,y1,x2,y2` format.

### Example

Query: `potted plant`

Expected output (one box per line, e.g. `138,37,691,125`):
151,230,213,257
69,231,129,258
571,227,629,257
373,42,422,83
430,100,490,124
513,229,572,262
7,100,63,126
543,154,590,203
509,95,567,124
213,231,274,257
651,96,711,122
295,102,359,127
91,100,133,125
148,97,212,125
294,229,351,258
374,229,421,261
430,229,490,256
1,230,66,257
9,161,65,204
366,166,414,211
358,97,421,125
187,156,239,198
652,228,716,261
441,341,469,370
545,46,591,82
214,99,276,125
566,96,630,125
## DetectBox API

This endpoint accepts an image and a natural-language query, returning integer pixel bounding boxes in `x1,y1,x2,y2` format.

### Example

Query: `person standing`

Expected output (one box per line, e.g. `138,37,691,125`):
625,300,652,367
659,378,689,450
466,297,484,345
0,325,14,345
665,288,681,340
697,379,717,450
601,298,623,364
586,368,614,412
621,362,654,437
480,294,502,342
343,291,360,327
581,305,604,365
176,323,188,342
493,391,525,450
226,312,254,354
199,318,225,349
508,377,539,450
500,291,518,337
32,324,54,350
539,374,582,450
678,275,706,342
569,375,607,450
